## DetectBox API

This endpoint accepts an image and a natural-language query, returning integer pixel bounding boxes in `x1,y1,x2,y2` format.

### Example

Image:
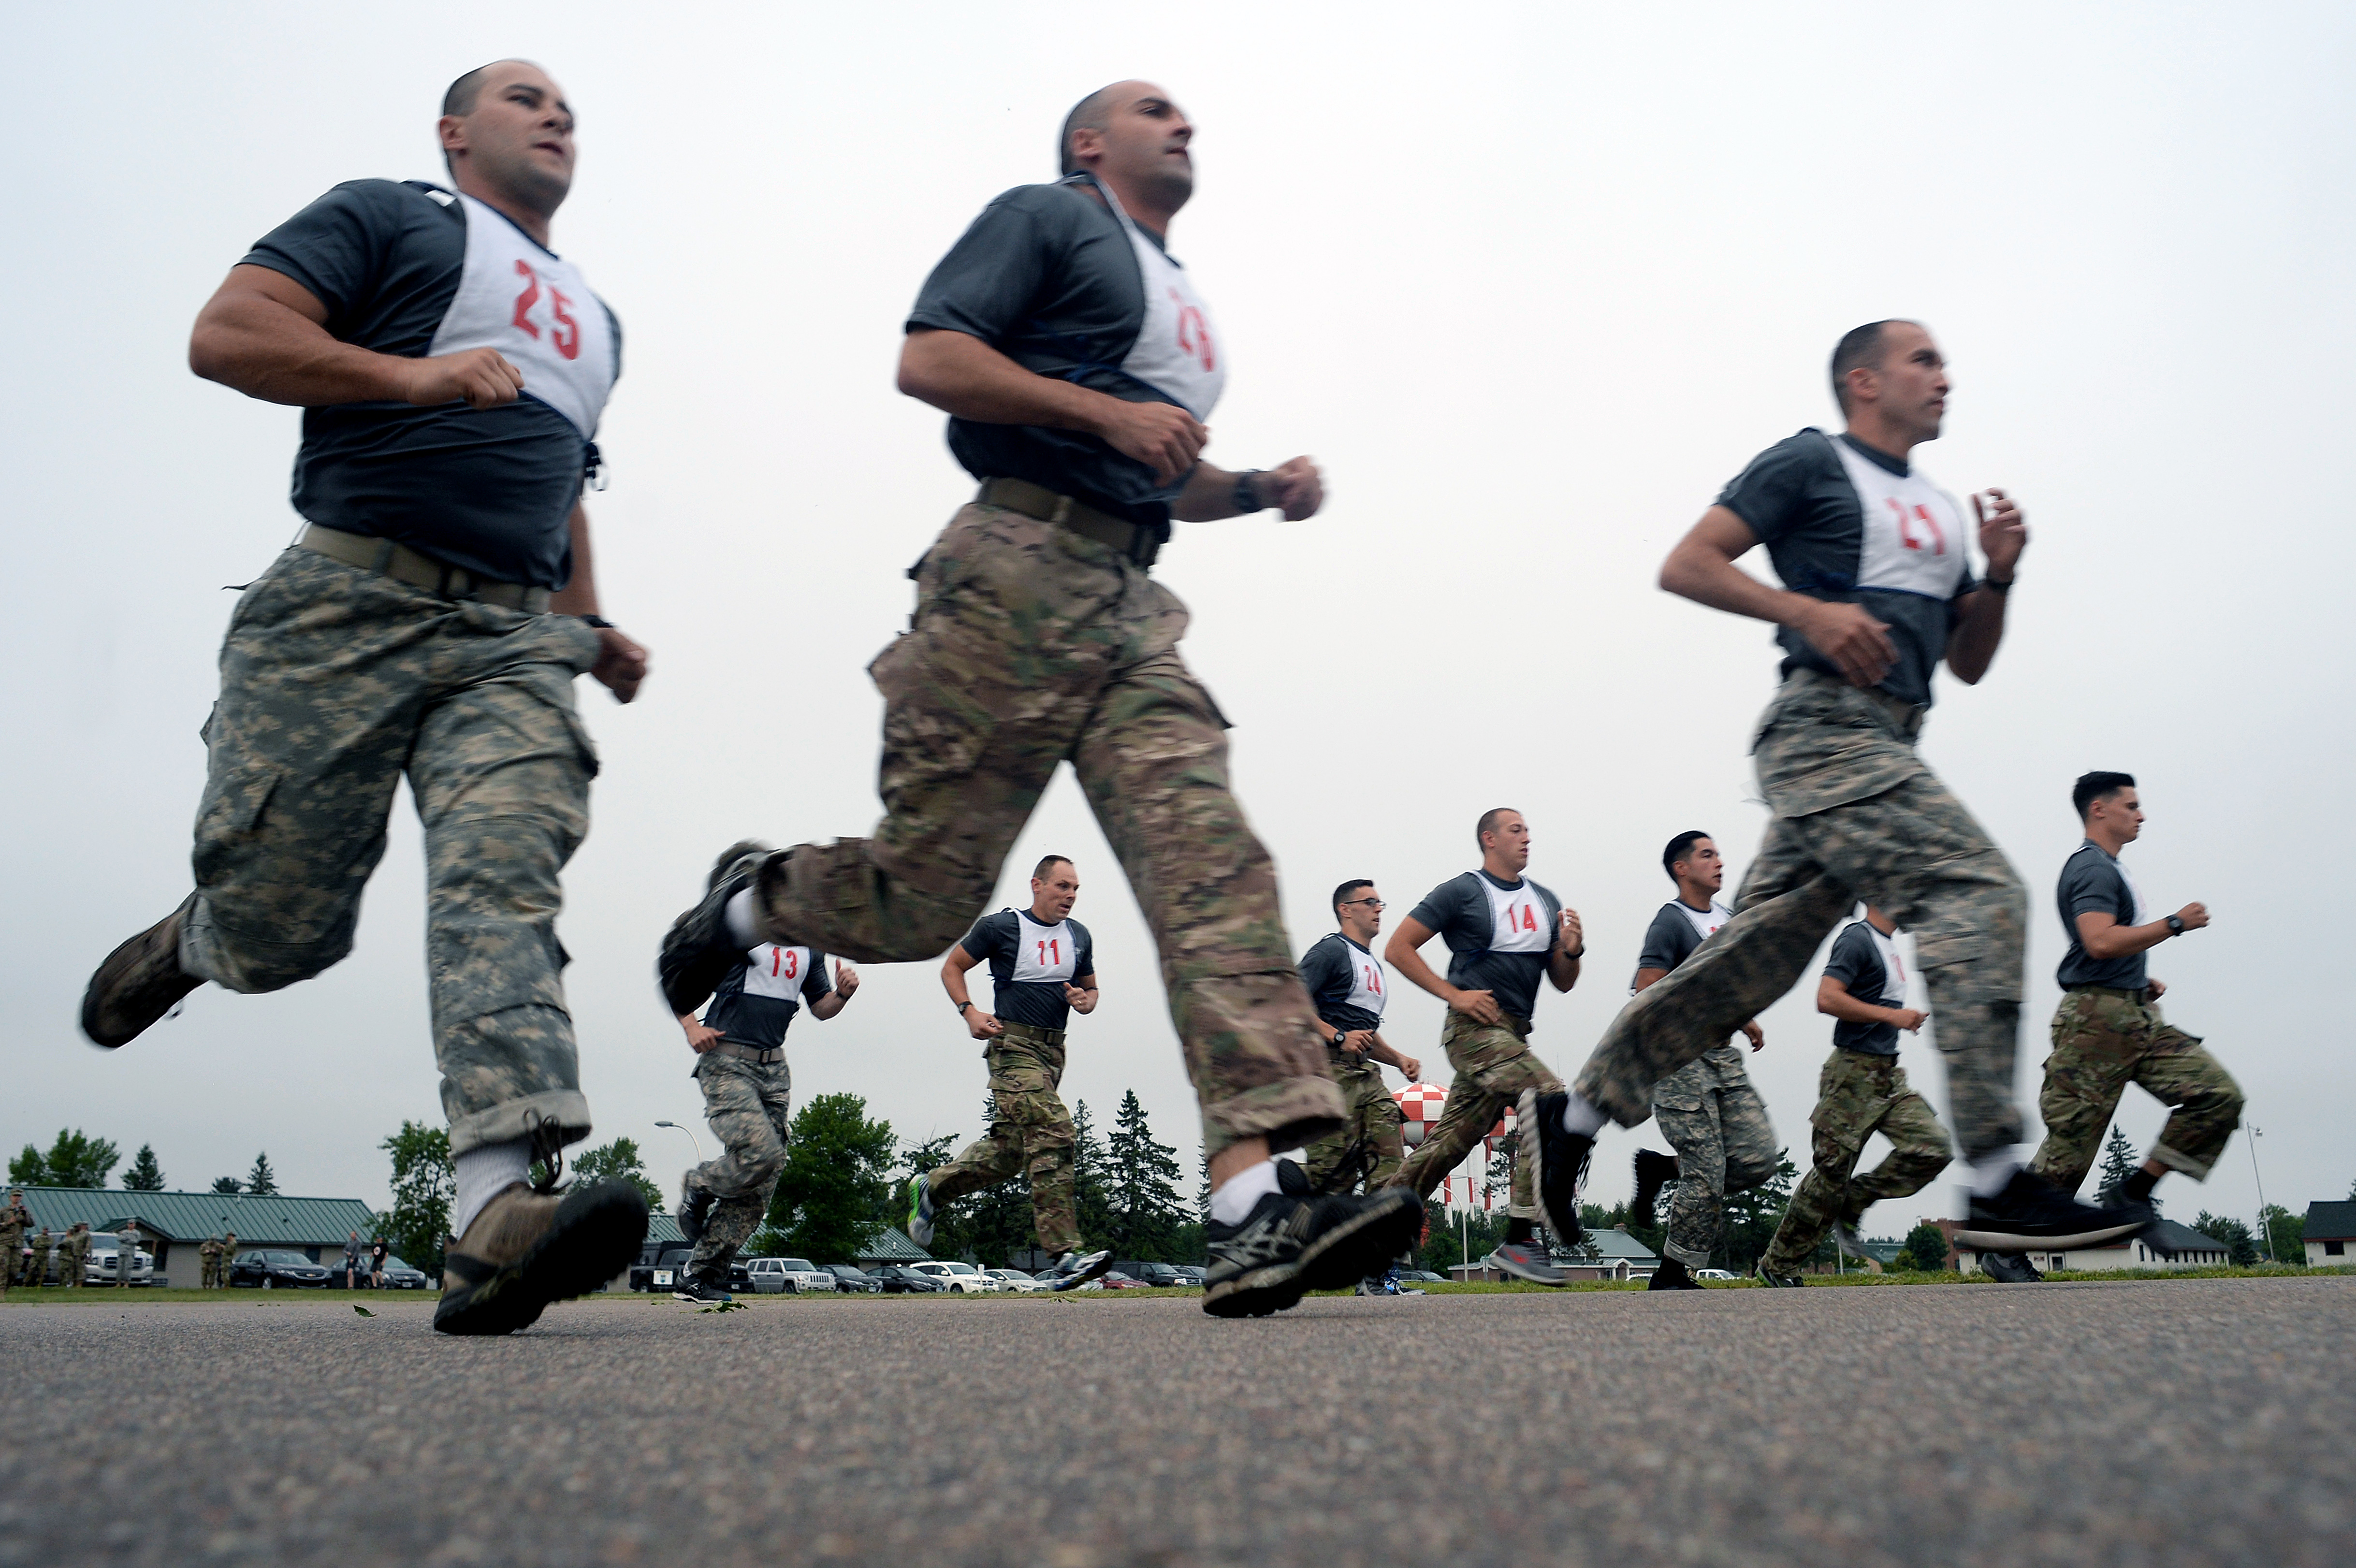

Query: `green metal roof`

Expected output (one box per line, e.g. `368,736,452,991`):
10,1187,377,1247
856,1226,932,1263
646,1214,686,1245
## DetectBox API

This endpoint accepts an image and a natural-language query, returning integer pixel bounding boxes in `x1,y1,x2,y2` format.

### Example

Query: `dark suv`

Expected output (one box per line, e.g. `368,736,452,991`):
628,1244,749,1293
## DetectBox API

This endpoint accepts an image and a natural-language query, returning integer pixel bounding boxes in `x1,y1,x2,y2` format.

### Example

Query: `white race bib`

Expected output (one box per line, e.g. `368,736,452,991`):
741,944,816,1000
1485,879,1552,955
1011,913,1079,984
1095,180,1225,421
426,192,619,439
1830,438,1973,601
1340,939,1387,1022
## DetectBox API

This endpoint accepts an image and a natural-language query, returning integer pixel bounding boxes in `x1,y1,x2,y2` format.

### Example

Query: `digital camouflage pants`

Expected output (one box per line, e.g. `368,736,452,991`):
179,545,603,1159
926,1023,1080,1256
1386,1012,1560,1220
746,500,1343,1156
684,1052,794,1279
1573,671,2028,1162
1301,1053,1405,1195
1652,1044,1779,1270
2029,988,2241,1193
1762,1048,1951,1275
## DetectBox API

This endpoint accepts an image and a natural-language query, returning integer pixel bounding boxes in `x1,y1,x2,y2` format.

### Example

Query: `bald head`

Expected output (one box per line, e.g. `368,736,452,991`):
436,59,576,226
1059,83,1126,176
1057,80,1194,221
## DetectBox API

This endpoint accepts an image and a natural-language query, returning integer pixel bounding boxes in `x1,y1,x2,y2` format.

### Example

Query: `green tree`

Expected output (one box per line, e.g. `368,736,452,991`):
17,1130,120,1189
1715,1151,1800,1272
245,1152,279,1196
766,1092,896,1263
2259,1203,2303,1264
885,1118,1034,1265
2094,1125,2139,1204
2191,1210,2260,1266
1070,1100,1113,1244
570,1137,664,1213
381,1122,453,1277
1104,1090,1186,1261
210,1176,245,1195
1418,1205,1509,1275
122,1144,166,1191
1900,1221,1949,1272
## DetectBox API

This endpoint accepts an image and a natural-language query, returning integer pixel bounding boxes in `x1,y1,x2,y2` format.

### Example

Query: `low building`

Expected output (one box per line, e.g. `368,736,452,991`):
1451,1228,1658,1282
856,1226,932,1269
1952,1217,2234,1276
15,1187,380,1287
2304,1201,2356,1267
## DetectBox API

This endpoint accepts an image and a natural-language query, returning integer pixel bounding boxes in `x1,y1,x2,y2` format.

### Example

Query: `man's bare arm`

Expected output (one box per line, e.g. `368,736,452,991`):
2075,904,2208,960
1945,490,2028,684
549,504,649,703
1385,916,1500,1025
189,264,524,410
1660,506,1899,688
1171,457,1323,522
1816,975,1925,1032
898,328,1204,483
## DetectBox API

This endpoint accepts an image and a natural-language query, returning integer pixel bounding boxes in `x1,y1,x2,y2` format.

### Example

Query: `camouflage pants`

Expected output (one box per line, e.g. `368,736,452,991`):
747,500,1343,1156
1653,1045,1779,1270
926,1024,1079,1255
2029,989,2241,1193
1385,1012,1559,1220
25,1244,50,1287
1301,1054,1406,1195
1573,671,2028,1161
179,545,603,1158
684,1052,794,1278
1762,1048,1951,1275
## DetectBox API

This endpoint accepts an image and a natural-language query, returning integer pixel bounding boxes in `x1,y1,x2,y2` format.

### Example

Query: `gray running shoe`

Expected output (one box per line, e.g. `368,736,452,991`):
1488,1240,1567,1287
1039,1249,1113,1291
1832,1217,1880,1270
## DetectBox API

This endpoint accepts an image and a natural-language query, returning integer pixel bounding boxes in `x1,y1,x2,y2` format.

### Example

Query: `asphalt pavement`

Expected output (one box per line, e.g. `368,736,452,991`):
2,1277,2349,1568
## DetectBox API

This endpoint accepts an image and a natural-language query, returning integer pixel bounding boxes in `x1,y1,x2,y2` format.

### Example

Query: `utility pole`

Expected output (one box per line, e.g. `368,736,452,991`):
2247,1124,2272,1263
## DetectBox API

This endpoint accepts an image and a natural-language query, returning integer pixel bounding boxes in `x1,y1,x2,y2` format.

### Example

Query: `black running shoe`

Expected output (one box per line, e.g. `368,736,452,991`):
1202,1182,1423,1318
673,1273,733,1304
1754,1262,1805,1288
1631,1148,1680,1232
1952,1170,2146,1252
1647,1255,1702,1291
1519,1089,1591,1247
1979,1250,2043,1283
677,1181,714,1245
657,840,774,1016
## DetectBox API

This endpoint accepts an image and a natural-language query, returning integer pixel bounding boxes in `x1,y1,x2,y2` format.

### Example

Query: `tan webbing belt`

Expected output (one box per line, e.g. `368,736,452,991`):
297,523,552,613
977,478,1161,569
708,1040,785,1066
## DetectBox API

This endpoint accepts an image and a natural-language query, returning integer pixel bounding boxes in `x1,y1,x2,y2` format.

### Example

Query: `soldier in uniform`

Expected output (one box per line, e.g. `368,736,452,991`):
0,1192,27,1296
73,61,649,1335
1520,321,2153,1261
2009,773,2239,1278
1625,832,1775,1291
659,81,1418,1318
1757,906,1952,1285
221,1231,240,1287
909,856,1112,1291
198,1234,221,1291
117,1218,145,1286
1380,809,1586,1286
60,1224,91,1289
1295,881,1422,1296
668,858,861,1305
26,1227,54,1289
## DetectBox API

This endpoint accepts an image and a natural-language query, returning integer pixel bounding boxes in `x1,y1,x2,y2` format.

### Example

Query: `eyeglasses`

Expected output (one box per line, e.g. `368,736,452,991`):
1339,898,1385,910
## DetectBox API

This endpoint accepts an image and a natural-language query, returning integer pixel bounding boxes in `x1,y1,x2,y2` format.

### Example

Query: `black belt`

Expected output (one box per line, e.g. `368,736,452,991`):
977,478,1162,569
2064,984,2152,1003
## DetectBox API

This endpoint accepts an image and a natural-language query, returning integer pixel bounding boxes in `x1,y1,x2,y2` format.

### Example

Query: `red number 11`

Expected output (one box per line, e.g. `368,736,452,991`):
1037,939,1061,966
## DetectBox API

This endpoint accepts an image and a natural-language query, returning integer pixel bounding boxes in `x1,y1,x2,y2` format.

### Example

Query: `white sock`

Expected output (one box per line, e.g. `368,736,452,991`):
451,1138,533,1240
1207,1158,1283,1226
1966,1153,2018,1199
1558,1090,1607,1137
724,887,759,948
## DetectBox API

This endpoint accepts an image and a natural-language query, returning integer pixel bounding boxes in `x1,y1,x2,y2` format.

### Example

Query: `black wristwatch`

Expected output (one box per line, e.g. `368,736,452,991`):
956,1000,975,1016
1234,470,1265,515
1328,1027,1347,1048
2165,915,2185,936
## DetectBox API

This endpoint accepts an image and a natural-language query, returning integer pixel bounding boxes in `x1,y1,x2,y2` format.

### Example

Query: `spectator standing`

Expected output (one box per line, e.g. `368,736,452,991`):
198,1235,221,1290
118,1219,144,1286
26,1227,54,1288
60,1224,91,1289
344,1231,364,1290
370,1236,390,1287
221,1231,239,1286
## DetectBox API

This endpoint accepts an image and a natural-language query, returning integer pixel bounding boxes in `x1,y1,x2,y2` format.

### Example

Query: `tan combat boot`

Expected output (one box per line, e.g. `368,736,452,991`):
81,894,203,1047
434,1178,649,1336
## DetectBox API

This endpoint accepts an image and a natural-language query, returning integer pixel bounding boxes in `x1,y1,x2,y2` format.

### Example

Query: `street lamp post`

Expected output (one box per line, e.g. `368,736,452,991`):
2247,1124,2271,1263
654,1119,704,1165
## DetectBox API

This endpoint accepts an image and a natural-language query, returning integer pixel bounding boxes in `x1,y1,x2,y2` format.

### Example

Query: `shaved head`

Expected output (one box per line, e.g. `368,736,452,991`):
442,58,539,119
1059,83,1125,176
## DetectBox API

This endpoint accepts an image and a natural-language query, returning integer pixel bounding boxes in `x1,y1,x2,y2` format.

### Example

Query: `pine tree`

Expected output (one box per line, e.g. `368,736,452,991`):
211,1176,245,1194
1105,1090,1185,1260
2093,1125,2139,1203
2191,1211,2259,1266
1070,1100,1113,1244
122,1144,166,1191
1716,1151,1800,1272
246,1152,279,1196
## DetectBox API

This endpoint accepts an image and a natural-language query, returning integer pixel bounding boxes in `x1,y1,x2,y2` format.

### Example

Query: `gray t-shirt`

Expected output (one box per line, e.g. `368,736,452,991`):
1822,920,1905,1055
1633,899,1728,986
1716,428,1980,710
2055,841,2147,991
1298,932,1386,1034
1407,870,1565,1024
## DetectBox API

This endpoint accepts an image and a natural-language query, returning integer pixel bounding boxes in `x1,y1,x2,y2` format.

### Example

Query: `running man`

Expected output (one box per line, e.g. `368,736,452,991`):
671,842,861,1304
1297,880,1424,1295
908,856,1112,1291
1381,810,1584,1285
1755,905,1952,1285
658,82,1419,1318
1518,319,2147,1259
75,61,651,1334
1627,832,1774,1292
2010,773,2238,1277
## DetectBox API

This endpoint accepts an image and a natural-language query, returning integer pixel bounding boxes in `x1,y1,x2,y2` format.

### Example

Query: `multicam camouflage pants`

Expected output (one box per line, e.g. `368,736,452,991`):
926,1023,1079,1255
684,1051,794,1278
1301,1053,1406,1195
1385,1012,1560,1220
1762,1048,1951,1275
1653,1045,1779,1270
747,499,1343,1156
179,545,603,1158
1573,671,2028,1161
2029,988,2241,1193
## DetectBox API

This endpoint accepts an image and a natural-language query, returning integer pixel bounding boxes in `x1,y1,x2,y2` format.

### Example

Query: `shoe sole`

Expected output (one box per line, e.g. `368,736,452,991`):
433,1183,650,1336
1203,1191,1423,1318
1489,1250,1569,1287
1520,1089,1585,1246
1048,1249,1113,1292
1951,1218,2141,1251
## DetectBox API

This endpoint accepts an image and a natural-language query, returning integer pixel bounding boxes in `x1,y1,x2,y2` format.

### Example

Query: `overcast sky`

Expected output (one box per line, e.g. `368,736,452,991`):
6,4,2349,1242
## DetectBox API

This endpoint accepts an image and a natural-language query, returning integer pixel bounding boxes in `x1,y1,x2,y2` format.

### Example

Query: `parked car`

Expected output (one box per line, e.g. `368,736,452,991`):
86,1234,156,1287
984,1268,1049,1293
744,1258,838,1294
869,1265,947,1293
821,1264,885,1294
229,1249,333,1289
1397,1269,1448,1285
1109,1261,1194,1288
628,1245,750,1294
1693,1269,1740,1283
378,1256,430,1290
907,1261,1000,1293
1091,1270,1156,1290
